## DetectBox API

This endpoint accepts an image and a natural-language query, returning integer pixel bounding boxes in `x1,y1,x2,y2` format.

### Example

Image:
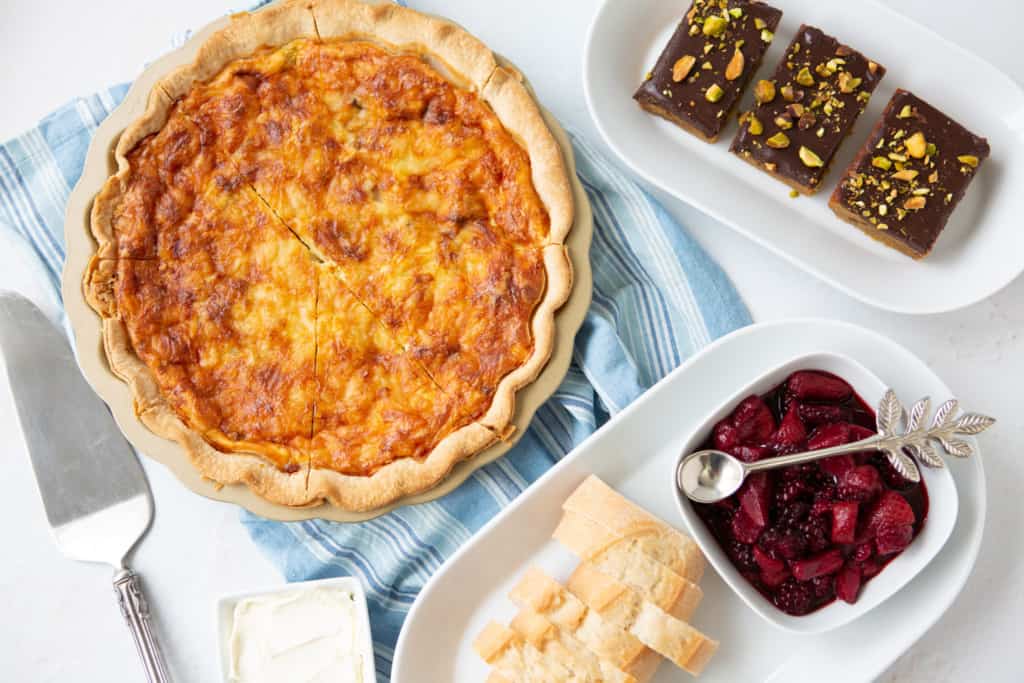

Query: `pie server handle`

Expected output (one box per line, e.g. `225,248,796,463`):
113,568,171,683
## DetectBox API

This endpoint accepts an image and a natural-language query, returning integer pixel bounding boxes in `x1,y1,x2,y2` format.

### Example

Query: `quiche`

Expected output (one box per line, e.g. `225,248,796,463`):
84,0,573,511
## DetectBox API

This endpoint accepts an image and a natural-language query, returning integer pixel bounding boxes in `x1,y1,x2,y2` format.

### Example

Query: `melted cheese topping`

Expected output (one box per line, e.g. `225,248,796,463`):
111,38,551,475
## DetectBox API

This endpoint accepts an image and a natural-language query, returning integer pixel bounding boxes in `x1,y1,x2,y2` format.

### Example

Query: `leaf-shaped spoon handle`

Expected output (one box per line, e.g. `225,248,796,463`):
872,390,995,482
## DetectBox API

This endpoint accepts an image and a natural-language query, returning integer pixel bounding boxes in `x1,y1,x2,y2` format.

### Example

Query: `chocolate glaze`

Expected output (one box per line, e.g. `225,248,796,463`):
830,90,990,257
730,25,886,190
634,0,783,141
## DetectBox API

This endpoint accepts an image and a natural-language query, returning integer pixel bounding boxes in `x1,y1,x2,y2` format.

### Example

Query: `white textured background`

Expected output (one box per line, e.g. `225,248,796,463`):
0,1,1020,681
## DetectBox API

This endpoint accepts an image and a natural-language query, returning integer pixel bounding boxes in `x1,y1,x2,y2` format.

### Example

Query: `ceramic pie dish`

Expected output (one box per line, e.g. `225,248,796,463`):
61,0,593,521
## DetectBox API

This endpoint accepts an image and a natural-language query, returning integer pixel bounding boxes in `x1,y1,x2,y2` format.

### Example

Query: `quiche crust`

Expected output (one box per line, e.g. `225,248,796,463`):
84,0,573,512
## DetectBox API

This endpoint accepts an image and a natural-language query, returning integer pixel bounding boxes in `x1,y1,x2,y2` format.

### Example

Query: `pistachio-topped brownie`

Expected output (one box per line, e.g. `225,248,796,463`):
634,0,783,143
730,25,885,194
829,90,990,259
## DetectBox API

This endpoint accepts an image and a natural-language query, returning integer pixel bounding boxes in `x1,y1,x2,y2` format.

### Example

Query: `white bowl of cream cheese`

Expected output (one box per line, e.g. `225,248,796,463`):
216,576,375,683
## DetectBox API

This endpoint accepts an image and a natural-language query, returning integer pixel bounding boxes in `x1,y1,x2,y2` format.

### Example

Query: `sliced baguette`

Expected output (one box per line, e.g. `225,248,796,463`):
473,620,574,682
508,566,661,682
563,475,705,582
510,608,636,683
554,513,703,620
567,563,719,676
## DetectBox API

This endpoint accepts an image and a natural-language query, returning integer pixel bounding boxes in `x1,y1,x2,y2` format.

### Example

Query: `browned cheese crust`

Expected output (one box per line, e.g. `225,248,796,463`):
84,0,573,511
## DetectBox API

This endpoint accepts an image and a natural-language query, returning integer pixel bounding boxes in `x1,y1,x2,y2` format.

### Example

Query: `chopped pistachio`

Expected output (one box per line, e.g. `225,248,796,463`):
798,146,824,167
766,132,790,148
780,85,795,101
928,171,939,183
725,48,745,81
671,55,696,82
898,105,913,119
904,132,927,159
877,223,889,230
689,23,701,36
754,79,776,103
754,17,767,29
702,61,713,70
703,15,727,37
887,152,908,162
761,29,774,43
904,196,927,210
891,169,918,181
774,115,793,130
789,189,799,198
912,187,931,196
957,154,980,168
926,143,938,156
837,72,862,93
729,7,743,18
878,204,888,216
747,115,764,135
705,83,725,103
872,156,892,170
795,67,815,87
644,70,653,81
816,127,825,138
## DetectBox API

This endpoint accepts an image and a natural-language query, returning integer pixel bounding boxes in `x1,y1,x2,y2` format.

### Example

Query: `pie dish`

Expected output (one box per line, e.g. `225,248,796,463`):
82,0,573,512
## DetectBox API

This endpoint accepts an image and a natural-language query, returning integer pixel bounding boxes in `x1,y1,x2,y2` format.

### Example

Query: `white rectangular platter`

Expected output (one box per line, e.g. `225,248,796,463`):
391,319,985,682
583,0,1024,314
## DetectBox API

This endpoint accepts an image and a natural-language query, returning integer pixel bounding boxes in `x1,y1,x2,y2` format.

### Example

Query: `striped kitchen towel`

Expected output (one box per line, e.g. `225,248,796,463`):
0,5,751,680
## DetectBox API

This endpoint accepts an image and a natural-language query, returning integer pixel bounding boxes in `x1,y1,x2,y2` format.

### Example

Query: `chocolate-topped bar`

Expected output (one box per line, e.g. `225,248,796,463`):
730,25,885,194
634,0,783,143
829,90,990,259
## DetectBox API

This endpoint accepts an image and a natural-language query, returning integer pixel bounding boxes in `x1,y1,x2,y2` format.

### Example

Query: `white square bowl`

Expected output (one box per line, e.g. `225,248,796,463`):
215,576,375,682
672,352,958,634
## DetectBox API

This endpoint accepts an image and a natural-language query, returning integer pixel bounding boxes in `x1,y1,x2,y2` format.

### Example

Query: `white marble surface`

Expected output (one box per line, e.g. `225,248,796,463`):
0,1,1020,681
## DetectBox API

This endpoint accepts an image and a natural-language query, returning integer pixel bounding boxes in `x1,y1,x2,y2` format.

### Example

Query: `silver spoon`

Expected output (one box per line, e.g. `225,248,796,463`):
676,391,995,504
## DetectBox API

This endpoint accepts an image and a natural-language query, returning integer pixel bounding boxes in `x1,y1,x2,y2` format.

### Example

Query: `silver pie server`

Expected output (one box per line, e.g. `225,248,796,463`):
677,389,995,504
0,292,169,682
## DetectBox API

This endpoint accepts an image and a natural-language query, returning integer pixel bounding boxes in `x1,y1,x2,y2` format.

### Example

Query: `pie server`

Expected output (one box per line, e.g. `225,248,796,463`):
0,292,169,682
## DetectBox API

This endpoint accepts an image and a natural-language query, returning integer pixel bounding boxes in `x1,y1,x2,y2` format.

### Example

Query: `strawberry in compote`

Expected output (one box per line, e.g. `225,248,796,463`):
694,370,928,616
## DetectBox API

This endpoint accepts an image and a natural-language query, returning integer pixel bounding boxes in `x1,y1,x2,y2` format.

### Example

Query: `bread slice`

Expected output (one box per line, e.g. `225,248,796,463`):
562,475,705,583
474,620,574,682
510,608,636,683
509,567,662,682
554,513,703,620
567,563,718,676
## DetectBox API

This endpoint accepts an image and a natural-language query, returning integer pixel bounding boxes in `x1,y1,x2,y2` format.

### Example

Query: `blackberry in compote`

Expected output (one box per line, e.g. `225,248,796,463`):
693,370,929,616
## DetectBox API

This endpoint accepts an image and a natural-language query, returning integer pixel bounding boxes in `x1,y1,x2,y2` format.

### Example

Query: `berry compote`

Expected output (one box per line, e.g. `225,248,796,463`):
693,370,928,616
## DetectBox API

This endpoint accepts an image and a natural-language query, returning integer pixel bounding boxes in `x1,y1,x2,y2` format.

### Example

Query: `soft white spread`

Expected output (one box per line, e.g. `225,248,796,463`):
229,586,365,683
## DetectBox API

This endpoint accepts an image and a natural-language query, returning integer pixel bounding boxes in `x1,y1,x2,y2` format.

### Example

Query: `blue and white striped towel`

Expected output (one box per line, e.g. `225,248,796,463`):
0,8,751,681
